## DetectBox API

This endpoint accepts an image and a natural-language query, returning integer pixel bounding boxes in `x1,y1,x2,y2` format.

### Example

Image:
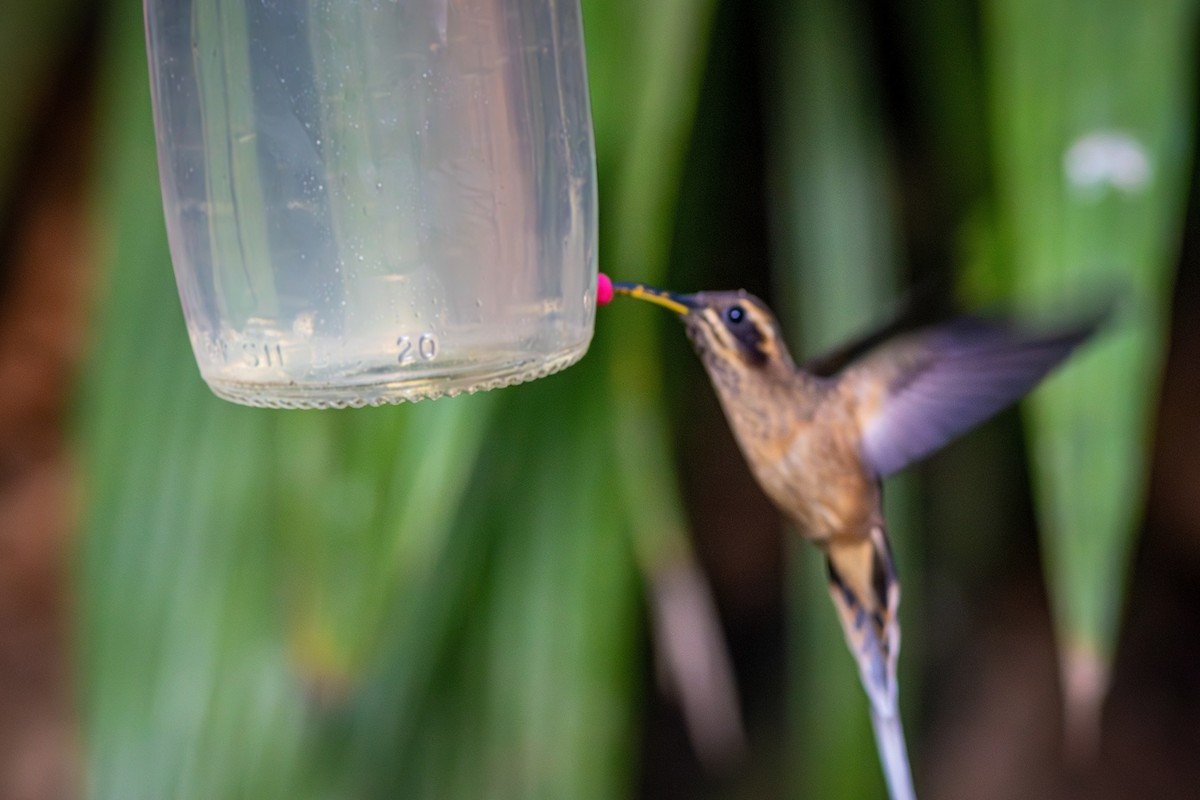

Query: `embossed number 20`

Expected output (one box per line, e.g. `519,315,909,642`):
397,333,438,364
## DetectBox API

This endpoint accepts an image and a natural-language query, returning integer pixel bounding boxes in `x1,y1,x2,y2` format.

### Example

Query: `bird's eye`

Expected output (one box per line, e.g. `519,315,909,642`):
724,305,747,325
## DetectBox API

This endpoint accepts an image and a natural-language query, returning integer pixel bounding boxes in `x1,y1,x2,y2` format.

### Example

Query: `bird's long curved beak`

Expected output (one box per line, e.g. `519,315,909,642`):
612,281,694,315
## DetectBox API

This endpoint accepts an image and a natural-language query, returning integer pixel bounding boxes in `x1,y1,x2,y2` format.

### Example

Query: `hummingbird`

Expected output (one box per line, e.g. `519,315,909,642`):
611,281,1100,800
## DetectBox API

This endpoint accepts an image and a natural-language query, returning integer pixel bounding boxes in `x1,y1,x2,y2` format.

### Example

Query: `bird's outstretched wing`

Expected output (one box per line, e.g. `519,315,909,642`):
848,314,1101,478
825,523,915,800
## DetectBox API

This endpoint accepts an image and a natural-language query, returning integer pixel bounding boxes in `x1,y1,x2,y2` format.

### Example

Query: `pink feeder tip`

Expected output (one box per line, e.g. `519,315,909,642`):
597,273,615,306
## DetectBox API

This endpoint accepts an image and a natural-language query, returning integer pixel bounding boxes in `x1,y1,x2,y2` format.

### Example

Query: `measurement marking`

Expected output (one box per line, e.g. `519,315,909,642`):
397,332,439,364
242,342,284,368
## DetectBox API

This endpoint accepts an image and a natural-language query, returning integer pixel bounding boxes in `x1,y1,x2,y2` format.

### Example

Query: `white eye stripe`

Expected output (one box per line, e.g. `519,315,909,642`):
699,310,736,349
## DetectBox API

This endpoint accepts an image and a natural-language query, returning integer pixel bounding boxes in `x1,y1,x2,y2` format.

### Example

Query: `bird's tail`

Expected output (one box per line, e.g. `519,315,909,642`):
870,704,916,800
825,524,916,800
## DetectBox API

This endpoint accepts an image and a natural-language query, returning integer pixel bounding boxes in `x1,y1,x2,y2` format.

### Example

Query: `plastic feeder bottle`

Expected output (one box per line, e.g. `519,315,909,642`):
144,0,598,407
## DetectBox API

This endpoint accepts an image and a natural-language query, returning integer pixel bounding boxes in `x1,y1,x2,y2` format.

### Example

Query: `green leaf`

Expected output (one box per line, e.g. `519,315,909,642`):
984,0,1198,750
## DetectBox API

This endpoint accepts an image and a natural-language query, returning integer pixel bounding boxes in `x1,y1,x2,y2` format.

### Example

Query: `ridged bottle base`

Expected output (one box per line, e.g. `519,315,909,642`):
204,341,590,409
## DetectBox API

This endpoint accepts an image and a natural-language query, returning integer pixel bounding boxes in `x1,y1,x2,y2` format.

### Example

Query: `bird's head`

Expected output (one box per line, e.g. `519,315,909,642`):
612,282,796,376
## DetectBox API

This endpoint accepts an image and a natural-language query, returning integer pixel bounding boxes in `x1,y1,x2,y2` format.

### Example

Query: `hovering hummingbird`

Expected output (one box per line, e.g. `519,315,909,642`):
611,280,1100,800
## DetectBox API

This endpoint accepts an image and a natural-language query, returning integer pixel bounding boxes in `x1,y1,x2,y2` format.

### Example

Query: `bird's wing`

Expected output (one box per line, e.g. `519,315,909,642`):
847,315,1100,479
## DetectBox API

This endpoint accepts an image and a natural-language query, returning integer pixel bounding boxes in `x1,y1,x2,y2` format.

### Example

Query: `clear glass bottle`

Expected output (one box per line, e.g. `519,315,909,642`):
144,0,597,407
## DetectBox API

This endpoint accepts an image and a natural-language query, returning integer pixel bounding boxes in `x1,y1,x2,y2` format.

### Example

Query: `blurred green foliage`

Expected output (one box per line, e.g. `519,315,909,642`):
81,0,714,798
0,0,1182,797
985,0,1197,748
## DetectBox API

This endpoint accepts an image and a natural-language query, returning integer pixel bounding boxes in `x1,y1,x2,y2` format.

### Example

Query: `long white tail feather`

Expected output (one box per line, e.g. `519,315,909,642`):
826,525,914,797
871,705,916,800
